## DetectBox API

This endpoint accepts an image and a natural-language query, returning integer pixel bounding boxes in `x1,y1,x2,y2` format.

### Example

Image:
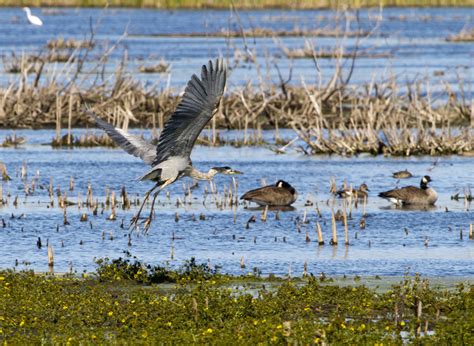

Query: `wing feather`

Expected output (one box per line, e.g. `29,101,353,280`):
86,110,156,165
152,59,227,166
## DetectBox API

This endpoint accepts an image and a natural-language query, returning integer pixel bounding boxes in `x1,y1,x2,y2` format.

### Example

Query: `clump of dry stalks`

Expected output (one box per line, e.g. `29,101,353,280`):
138,59,170,73
0,17,472,155
47,37,95,50
147,27,368,38
446,28,474,42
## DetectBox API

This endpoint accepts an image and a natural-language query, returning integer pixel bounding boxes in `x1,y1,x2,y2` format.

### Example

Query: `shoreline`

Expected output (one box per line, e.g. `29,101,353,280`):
0,2,473,9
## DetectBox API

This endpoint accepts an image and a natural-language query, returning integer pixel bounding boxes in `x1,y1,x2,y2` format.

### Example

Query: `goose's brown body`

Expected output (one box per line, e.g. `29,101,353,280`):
379,176,437,205
241,180,297,206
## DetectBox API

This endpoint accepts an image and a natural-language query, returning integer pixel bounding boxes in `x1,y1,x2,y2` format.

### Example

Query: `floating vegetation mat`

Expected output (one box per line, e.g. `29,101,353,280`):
1,260,472,344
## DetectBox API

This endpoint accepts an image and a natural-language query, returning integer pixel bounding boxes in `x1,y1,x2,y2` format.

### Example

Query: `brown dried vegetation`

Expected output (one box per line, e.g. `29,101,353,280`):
0,27,472,155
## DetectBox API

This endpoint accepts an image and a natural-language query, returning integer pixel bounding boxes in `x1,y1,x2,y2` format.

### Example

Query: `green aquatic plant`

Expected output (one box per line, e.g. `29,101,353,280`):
95,253,221,284
1,264,472,344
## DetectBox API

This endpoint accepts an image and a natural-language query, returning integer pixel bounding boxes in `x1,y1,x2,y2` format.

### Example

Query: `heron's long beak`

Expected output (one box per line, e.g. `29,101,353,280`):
228,169,243,175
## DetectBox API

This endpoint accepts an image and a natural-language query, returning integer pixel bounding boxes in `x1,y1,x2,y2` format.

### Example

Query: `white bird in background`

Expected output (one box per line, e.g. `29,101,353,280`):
23,7,43,26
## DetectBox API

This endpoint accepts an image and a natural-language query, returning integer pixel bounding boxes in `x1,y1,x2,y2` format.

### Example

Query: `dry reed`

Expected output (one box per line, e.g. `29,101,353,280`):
0,25,471,156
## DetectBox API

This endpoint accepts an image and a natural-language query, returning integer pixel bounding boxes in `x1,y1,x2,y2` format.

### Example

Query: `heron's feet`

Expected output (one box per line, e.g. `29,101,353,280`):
128,186,158,231
143,217,152,233
142,191,160,233
129,214,140,230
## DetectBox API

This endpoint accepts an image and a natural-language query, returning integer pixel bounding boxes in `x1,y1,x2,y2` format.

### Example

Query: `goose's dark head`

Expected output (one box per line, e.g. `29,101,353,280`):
276,180,296,194
420,175,432,189
359,183,370,192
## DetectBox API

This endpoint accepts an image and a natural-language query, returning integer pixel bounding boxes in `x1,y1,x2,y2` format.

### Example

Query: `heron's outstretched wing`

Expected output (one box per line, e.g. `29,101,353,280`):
86,109,156,165
152,59,226,166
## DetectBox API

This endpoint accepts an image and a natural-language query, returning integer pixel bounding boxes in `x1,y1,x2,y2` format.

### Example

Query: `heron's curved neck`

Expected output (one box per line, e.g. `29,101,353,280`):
187,167,217,181
24,8,31,15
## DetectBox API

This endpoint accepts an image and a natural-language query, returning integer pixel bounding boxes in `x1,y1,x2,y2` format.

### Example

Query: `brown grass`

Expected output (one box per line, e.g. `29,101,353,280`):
141,28,369,38
0,26,471,155
446,28,474,42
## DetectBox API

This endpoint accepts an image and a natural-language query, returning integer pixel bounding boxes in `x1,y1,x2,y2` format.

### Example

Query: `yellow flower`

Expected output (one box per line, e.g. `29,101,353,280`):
166,322,172,327
314,337,320,343
91,335,97,339
205,328,213,334
0,277,4,281
341,323,346,329
276,324,283,329
253,320,258,325
400,321,405,326
19,321,25,327
63,306,68,310
304,307,310,311
108,311,113,316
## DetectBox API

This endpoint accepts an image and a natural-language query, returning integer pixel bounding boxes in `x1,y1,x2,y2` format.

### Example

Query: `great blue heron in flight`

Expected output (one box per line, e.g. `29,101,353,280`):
86,59,241,230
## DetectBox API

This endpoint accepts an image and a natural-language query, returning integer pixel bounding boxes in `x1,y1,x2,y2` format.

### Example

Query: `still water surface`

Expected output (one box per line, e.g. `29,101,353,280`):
1,129,472,276
0,7,472,93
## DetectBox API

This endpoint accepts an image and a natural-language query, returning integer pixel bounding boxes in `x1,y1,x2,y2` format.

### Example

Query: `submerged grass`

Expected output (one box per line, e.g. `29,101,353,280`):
1,258,473,344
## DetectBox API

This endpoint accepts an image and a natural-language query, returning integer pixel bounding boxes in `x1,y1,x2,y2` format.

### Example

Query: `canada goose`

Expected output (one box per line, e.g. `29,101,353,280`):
336,183,369,199
240,180,297,206
379,175,437,205
392,169,413,179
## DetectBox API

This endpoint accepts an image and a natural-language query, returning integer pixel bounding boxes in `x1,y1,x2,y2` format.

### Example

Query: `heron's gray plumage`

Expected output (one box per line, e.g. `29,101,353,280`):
86,59,235,231
90,112,156,165
152,59,226,167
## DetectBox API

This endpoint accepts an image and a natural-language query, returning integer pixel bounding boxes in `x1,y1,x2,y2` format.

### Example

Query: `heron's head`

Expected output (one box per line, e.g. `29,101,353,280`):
359,183,370,192
210,166,243,176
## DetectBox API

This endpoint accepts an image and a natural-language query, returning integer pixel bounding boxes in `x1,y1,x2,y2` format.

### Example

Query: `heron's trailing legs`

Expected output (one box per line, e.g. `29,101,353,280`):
143,190,161,232
130,179,174,231
129,184,159,230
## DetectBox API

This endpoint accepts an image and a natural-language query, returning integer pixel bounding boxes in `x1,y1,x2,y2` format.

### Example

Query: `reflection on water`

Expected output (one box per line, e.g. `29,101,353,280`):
0,129,472,276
